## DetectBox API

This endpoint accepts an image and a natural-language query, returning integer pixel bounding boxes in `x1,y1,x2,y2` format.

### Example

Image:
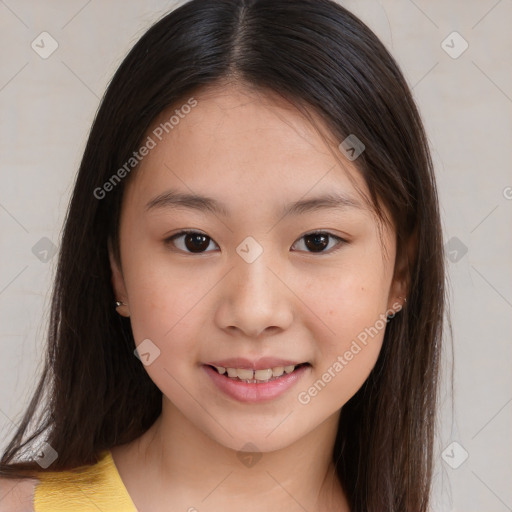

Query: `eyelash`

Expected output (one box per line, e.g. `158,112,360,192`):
164,229,347,255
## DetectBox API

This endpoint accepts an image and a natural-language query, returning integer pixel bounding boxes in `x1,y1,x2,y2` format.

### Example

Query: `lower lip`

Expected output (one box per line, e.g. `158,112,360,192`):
202,364,310,403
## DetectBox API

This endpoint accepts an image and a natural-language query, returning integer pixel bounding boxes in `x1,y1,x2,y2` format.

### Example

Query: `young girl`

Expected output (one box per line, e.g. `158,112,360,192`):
0,0,446,510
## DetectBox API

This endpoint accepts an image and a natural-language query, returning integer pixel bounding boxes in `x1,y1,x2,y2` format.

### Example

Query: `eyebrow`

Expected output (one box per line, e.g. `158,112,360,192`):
145,188,363,218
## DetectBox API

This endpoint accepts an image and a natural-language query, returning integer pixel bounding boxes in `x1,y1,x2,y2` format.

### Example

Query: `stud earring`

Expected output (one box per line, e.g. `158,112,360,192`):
387,296,407,321
114,300,130,317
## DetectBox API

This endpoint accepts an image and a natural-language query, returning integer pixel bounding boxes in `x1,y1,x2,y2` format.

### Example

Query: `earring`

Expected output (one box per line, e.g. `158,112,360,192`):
115,300,130,317
387,296,407,321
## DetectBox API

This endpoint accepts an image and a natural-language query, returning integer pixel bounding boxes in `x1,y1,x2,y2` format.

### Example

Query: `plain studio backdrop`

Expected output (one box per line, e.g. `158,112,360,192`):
0,1,511,511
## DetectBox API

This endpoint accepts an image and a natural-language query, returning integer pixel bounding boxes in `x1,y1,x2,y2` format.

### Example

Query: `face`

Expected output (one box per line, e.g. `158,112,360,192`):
110,82,406,453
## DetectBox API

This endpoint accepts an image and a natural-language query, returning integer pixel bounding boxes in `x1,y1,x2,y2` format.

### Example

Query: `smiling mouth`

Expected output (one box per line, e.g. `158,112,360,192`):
206,362,310,384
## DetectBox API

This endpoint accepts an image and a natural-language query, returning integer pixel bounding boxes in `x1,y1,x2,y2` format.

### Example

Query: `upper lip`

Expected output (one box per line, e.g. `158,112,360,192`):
204,357,308,370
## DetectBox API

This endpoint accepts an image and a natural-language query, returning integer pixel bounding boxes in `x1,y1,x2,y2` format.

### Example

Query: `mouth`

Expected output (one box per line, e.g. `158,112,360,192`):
202,362,311,403
206,362,310,384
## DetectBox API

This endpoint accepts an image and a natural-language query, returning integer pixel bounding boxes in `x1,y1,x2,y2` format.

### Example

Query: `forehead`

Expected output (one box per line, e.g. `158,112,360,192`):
125,81,371,216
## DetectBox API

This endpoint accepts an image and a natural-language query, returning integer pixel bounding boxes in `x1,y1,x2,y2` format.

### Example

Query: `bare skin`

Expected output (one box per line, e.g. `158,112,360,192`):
107,80,407,512
0,477,39,511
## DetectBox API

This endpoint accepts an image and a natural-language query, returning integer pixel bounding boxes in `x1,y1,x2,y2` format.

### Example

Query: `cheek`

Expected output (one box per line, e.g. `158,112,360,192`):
125,268,210,402
299,276,387,411
122,251,216,358
318,300,386,398
295,254,390,405
302,256,390,344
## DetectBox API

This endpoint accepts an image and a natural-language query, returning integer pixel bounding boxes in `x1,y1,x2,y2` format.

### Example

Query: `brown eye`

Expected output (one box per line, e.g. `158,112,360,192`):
166,230,345,255
292,231,345,253
167,230,219,253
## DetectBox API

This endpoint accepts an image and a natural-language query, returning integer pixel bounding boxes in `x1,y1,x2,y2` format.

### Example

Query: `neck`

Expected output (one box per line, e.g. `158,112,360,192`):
114,398,349,511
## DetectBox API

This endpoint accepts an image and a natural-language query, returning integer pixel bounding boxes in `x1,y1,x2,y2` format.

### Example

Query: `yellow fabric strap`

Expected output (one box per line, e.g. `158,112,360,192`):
34,449,138,511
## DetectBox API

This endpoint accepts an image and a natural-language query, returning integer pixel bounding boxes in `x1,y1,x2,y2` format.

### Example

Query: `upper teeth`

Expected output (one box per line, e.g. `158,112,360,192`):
214,365,297,380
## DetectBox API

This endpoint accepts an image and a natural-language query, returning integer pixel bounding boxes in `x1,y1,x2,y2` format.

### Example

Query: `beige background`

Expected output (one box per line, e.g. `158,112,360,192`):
1,1,511,510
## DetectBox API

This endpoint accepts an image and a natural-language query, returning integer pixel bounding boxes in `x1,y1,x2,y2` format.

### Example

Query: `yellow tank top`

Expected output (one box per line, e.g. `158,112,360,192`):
33,449,138,511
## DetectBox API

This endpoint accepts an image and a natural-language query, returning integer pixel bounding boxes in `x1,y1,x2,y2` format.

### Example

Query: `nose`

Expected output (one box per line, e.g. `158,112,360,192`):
214,253,294,338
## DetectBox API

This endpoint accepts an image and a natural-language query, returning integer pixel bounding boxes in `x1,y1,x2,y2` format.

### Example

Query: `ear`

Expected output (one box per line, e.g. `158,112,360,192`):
387,228,416,312
108,239,130,318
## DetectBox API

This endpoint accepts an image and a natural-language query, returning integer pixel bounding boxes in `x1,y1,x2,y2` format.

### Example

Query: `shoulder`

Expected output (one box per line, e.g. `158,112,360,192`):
0,476,38,512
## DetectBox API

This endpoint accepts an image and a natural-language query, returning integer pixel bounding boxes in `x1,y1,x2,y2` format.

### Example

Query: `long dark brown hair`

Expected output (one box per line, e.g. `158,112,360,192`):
0,1,446,510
